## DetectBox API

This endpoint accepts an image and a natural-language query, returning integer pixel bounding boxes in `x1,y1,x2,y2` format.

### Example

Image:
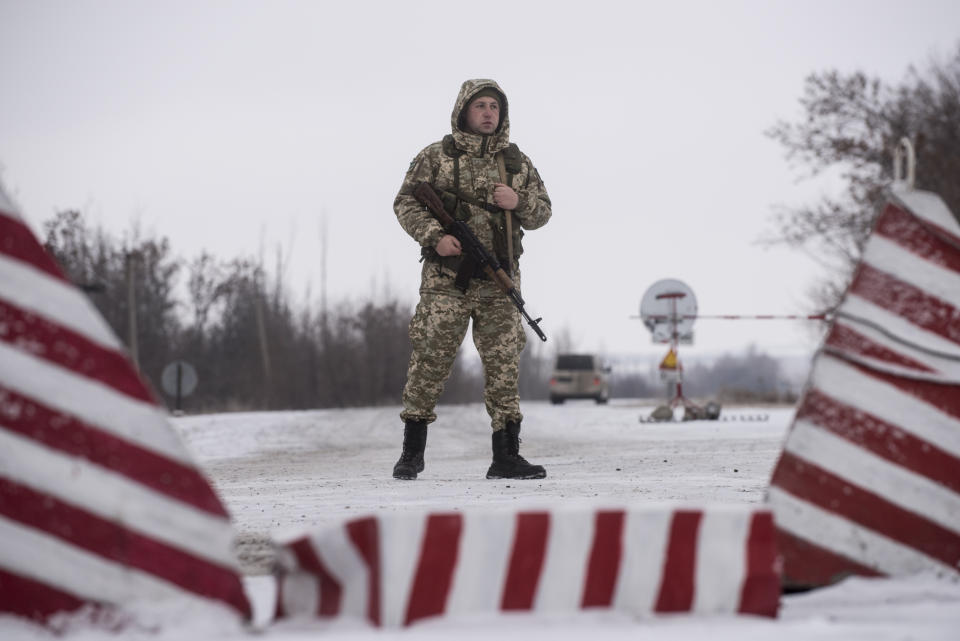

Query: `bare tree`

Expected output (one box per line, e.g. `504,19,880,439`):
765,43,960,310
186,251,228,339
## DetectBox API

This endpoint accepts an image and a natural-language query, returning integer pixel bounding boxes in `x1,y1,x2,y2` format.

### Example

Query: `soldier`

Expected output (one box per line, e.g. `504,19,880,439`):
392,79,552,480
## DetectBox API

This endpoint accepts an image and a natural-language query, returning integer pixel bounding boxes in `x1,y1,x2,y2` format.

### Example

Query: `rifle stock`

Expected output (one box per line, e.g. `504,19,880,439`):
413,182,547,342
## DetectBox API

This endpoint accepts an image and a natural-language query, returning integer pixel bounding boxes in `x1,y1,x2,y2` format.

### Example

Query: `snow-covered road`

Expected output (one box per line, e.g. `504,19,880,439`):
174,401,788,573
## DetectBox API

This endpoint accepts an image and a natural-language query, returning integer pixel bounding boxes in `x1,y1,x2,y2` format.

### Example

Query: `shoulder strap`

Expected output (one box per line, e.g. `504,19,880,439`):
495,151,514,270
441,135,463,210
502,143,522,176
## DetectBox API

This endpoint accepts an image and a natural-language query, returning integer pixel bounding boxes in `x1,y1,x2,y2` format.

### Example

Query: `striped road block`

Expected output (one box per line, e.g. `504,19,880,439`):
0,184,251,622
767,185,960,588
272,503,780,627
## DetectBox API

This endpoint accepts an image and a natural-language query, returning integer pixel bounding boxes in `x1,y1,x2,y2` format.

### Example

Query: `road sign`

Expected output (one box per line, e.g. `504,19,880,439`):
639,279,697,344
161,360,198,399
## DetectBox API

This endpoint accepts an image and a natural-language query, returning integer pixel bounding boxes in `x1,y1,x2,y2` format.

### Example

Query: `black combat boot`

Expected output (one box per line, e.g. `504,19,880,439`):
486,420,546,480
393,420,427,480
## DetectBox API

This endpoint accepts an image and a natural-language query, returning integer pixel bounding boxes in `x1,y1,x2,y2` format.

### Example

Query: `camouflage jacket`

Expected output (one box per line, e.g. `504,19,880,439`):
394,79,552,279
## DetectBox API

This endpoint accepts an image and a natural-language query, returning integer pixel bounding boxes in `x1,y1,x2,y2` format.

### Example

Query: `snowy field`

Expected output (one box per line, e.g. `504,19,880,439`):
4,400,959,639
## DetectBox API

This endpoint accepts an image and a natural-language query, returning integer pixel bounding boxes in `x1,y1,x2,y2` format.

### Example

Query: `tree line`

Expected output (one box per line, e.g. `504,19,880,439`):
42,210,432,412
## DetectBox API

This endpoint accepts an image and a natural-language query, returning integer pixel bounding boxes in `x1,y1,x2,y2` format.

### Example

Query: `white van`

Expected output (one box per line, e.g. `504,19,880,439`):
548,353,610,404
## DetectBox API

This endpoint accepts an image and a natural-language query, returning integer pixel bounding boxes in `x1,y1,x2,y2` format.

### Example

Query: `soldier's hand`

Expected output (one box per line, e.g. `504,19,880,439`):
492,183,518,210
436,234,462,256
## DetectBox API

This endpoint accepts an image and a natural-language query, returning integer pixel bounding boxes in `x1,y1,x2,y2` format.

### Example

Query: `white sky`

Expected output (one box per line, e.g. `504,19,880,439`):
2,0,959,361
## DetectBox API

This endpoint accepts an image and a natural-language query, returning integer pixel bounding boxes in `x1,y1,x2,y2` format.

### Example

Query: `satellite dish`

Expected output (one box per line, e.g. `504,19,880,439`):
639,279,697,344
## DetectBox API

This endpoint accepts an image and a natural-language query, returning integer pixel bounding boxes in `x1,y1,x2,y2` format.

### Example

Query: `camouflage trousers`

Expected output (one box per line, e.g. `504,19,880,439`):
401,266,526,431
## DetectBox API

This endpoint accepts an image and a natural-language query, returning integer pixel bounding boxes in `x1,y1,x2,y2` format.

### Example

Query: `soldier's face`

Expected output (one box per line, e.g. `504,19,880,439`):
464,96,500,135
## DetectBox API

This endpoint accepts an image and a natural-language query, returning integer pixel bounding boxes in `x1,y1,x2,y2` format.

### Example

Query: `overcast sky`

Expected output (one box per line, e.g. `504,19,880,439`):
2,0,959,364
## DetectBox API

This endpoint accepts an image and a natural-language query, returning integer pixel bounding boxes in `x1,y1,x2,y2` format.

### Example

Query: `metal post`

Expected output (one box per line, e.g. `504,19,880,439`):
125,251,139,371
175,361,183,412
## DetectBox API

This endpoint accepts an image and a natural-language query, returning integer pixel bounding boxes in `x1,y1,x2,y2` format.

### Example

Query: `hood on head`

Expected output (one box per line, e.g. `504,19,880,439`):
451,79,509,136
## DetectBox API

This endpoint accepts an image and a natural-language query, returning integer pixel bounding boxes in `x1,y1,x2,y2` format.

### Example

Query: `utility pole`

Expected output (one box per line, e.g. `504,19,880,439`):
254,269,272,407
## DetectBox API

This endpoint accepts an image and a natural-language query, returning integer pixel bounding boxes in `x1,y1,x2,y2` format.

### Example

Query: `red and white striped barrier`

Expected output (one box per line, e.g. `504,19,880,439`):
0,185,251,622
767,186,960,587
273,503,780,627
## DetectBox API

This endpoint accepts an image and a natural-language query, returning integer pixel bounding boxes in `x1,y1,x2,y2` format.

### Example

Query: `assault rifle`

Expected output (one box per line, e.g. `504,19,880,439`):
413,181,547,342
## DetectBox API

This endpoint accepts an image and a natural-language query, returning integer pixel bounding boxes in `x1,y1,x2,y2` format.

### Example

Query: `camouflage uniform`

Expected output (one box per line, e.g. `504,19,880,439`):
394,79,552,431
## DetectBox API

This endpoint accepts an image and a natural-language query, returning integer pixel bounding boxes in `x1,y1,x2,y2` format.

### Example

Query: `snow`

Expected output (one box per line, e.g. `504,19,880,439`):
3,400,959,639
